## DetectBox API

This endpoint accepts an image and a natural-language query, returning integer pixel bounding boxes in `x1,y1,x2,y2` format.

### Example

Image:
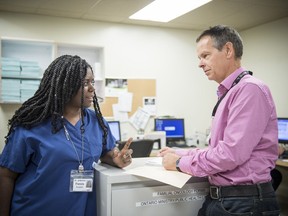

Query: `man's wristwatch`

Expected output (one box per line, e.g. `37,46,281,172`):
176,158,182,172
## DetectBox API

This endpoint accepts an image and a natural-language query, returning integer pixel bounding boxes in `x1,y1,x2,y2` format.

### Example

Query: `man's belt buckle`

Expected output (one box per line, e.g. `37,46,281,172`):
210,186,220,199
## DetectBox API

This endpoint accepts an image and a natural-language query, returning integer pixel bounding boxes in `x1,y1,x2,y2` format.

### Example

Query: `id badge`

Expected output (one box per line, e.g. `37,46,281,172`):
70,170,94,192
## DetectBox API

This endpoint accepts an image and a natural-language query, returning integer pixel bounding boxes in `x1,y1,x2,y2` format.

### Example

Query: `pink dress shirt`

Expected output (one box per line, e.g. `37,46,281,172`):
177,67,278,186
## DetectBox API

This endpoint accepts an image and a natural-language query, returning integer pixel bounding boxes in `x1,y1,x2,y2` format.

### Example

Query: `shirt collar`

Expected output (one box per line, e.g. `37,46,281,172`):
217,67,246,97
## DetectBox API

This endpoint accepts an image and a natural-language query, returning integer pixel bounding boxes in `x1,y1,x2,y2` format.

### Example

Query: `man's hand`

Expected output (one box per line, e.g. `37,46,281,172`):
162,153,180,171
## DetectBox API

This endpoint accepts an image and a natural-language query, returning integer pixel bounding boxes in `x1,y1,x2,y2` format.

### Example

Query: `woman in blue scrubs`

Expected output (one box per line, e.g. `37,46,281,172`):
0,55,133,216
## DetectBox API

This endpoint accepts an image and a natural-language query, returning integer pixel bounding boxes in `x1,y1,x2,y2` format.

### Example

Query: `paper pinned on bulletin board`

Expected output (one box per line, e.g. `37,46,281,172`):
111,92,133,121
129,107,150,131
118,92,133,112
112,104,129,121
105,78,128,97
143,96,157,116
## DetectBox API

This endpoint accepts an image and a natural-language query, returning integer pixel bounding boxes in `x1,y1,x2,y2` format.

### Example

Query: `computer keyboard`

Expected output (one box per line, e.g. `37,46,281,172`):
167,141,190,148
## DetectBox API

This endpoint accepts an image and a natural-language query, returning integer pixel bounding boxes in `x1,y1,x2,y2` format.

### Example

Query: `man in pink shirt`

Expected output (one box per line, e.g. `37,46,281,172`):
160,25,280,215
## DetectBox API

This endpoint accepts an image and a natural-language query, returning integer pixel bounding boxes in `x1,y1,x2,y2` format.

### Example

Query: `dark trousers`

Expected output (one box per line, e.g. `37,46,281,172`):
197,184,280,216
271,168,282,191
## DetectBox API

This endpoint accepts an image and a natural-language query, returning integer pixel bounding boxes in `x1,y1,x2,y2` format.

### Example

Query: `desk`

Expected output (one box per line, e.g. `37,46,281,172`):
94,158,209,216
275,159,288,215
276,159,288,168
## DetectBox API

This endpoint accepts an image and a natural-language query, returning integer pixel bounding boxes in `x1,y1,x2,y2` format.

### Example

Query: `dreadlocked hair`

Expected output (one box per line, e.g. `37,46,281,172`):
93,94,108,150
5,55,108,149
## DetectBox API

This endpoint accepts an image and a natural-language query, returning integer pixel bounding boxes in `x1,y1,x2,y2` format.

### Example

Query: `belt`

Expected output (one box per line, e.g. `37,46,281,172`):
209,182,274,199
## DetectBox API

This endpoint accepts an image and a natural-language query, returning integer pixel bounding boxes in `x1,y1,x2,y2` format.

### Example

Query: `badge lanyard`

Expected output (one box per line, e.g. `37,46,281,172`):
63,124,84,172
63,124,94,192
212,71,253,117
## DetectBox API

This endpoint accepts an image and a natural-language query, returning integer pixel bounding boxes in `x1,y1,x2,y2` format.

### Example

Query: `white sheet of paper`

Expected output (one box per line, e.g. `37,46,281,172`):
143,96,157,116
145,157,163,166
125,163,192,188
112,104,128,121
129,107,150,130
118,92,133,112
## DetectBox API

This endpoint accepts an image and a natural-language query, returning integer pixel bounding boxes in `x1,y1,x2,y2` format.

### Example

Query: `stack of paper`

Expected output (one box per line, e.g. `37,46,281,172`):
125,157,192,188
1,79,21,102
1,58,41,102
20,80,40,102
1,57,21,77
20,61,41,77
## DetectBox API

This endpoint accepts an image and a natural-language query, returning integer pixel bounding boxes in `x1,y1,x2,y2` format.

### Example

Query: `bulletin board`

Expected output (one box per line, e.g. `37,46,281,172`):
99,79,156,117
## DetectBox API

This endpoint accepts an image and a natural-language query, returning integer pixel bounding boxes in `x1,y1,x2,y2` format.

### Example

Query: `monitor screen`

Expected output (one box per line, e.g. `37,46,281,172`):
277,117,288,144
154,118,185,142
107,121,121,142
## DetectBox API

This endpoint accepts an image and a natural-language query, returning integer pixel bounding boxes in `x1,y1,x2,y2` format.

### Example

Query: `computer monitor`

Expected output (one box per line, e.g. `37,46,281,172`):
277,117,288,144
107,121,121,142
154,118,185,144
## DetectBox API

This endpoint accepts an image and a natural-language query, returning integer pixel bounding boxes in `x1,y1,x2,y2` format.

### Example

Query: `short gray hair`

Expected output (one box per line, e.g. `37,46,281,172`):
196,25,243,59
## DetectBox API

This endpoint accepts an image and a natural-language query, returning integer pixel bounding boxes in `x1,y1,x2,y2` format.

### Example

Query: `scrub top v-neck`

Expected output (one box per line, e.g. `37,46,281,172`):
0,108,116,216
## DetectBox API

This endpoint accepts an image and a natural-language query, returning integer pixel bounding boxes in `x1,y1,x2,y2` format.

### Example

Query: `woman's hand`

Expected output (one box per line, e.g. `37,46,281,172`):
0,167,19,216
112,138,133,168
157,147,175,157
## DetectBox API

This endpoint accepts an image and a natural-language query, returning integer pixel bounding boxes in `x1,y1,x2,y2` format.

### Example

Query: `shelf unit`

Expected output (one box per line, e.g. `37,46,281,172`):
0,37,105,103
55,43,105,101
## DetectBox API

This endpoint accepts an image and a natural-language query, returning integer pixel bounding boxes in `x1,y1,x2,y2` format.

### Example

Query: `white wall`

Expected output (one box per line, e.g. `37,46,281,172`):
0,12,287,151
241,17,288,117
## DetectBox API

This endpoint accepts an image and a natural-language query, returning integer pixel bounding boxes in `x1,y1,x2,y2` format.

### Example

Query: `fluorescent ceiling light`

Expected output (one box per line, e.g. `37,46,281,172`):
129,0,212,22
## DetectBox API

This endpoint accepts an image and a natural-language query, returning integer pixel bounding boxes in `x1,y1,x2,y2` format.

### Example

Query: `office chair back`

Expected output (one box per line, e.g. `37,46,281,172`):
118,139,159,158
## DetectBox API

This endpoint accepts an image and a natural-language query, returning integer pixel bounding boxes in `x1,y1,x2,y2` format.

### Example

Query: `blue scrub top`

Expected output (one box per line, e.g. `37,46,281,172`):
0,108,116,216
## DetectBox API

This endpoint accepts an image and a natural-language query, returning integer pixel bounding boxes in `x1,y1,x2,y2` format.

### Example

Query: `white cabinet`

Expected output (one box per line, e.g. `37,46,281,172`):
94,158,209,216
0,37,105,103
0,38,54,103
